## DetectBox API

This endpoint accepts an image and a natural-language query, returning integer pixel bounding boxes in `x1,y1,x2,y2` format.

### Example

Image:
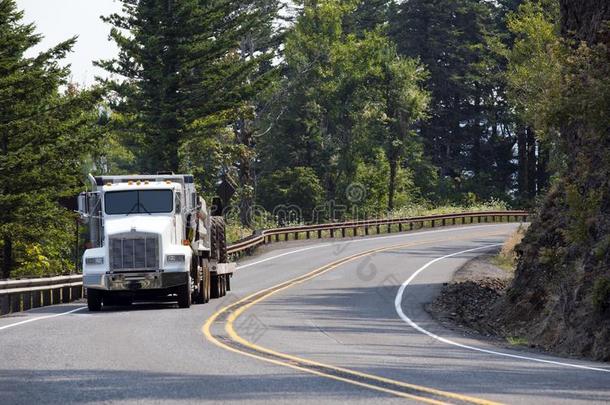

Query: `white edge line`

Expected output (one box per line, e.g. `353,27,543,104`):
0,223,512,332
394,244,610,374
0,306,87,331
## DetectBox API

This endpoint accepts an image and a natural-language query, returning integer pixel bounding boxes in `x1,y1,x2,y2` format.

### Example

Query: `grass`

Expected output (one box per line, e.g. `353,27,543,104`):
491,226,526,273
506,336,529,346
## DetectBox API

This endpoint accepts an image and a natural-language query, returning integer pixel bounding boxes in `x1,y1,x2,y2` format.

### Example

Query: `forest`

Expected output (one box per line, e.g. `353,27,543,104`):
0,0,608,290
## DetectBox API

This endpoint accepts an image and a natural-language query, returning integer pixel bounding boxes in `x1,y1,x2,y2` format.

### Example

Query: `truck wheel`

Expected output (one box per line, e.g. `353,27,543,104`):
177,281,191,308
220,275,227,297
197,265,211,304
211,216,228,263
87,289,103,312
210,274,221,299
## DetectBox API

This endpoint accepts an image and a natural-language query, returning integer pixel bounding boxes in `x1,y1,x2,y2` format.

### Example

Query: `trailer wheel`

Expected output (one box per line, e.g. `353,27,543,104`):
200,264,211,304
177,281,191,308
210,274,221,299
211,216,227,263
87,289,103,312
219,275,226,297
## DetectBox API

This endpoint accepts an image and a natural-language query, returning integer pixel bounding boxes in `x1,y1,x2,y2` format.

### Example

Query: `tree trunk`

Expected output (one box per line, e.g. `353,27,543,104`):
517,125,528,201
388,156,397,212
2,236,12,279
526,126,537,199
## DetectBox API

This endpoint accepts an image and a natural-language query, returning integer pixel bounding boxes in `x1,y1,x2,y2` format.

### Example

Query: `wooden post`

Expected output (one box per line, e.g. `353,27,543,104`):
317,229,322,239
294,232,299,240
306,231,310,239
341,228,346,238
376,225,380,234
398,223,403,232
22,292,31,311
330,228,335,238
365,226,369,235
9,293,20,313
0,294,9,315
32,291,42,309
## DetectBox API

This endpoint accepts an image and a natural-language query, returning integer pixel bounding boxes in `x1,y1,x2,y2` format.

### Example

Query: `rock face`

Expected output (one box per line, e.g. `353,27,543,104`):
499,1,610,361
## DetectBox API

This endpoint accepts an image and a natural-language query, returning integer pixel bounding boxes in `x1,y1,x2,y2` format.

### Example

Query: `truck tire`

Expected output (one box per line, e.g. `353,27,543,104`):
211,216,228,263
220,275,226,297
210,274,221,299
87,289,103,312
177,281,191,308
196,264,211,304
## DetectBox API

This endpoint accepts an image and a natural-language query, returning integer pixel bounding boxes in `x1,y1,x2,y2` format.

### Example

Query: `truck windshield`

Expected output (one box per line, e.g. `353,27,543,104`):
105,190,173,215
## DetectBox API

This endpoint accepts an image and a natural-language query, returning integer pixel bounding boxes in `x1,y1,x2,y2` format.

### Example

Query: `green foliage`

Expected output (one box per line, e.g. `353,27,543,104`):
592,278,610,313
0,0,103,278
257,167,325,222
97,0,278,193
390,0,518,203
259,0,429,214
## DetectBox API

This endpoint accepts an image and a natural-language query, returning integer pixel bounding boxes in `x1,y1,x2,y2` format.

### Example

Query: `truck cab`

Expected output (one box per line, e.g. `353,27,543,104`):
78,173,234,311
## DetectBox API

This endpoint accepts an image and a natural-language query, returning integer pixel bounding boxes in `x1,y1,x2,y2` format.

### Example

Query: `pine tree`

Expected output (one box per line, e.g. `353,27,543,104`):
97,0,276,194
0,0,102,278
390,0,517,203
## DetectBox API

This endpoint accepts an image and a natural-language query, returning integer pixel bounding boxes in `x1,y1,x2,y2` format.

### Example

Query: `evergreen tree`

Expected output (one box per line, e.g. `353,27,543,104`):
390,0,517,203
259,0,429,215
0,0,102,278
97,0,276,194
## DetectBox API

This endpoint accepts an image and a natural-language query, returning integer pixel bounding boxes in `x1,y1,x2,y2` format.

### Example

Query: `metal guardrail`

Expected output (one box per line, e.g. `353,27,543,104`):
0,210,528,316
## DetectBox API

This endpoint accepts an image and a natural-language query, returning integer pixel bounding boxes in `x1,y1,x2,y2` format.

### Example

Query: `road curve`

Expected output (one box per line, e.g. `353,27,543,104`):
1,223,609,404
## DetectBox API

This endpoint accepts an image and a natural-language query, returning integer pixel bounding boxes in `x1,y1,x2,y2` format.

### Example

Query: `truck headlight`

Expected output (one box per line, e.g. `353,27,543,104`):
166,254,185,263
85,257,104,265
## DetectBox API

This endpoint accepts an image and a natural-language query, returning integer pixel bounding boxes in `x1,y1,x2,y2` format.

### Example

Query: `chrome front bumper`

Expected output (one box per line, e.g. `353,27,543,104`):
84,271,188,291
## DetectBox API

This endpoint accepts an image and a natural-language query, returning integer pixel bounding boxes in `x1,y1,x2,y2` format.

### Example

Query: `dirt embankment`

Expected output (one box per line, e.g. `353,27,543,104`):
428,243,610,361
427,254,514,340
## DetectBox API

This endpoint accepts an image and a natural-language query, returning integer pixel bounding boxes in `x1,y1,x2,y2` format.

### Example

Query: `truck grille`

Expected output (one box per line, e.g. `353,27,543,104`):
110,233,159,271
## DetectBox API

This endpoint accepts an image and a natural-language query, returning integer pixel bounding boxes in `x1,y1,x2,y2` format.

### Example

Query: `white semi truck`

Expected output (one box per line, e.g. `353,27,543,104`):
77,173,235,311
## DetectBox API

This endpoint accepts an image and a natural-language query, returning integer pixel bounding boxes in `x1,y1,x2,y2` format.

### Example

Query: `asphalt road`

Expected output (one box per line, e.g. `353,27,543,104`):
1,223,609,404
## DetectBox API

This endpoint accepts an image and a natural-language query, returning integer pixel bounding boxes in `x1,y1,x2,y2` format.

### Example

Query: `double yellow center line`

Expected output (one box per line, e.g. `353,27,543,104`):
202,232,506,405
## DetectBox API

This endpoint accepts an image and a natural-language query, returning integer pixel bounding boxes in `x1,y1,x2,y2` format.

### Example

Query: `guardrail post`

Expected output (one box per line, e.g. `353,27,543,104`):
52,287,61,305
306,231,310,239
275,234,279,242
32,291,41,309
376,224,380,234
353,227,358,237
387,224,391,233
284,233,289,241
398,223,402,232
317,230,322,239
409,222,413,231
452,218,456,225
442,218,446,226
42,289,51,306
22,292,31,311
431,219,435,228
365,226,369,235
0,294,9,315
10,293,20,313
294,232,299,240
341,228,346,238
330,229,334,238
62,286,71,303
